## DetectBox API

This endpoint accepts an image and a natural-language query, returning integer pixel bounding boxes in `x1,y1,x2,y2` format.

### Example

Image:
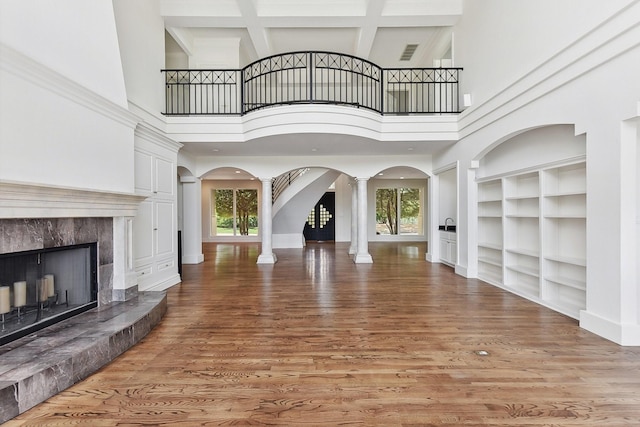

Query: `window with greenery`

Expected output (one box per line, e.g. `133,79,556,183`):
212,189,258,236
375,187,422,235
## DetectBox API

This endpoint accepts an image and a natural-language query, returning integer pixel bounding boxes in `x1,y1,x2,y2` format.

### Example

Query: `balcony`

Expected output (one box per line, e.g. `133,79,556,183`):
162,51,462,116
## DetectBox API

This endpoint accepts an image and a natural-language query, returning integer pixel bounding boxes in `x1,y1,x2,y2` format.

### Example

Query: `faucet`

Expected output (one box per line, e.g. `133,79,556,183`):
444,217,455,230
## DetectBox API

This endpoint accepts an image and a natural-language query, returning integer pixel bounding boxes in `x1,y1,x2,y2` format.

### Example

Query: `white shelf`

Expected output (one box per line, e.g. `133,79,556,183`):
478,196,502,203
505,248,539,257
543,190,586,197
478,242,502,250
506,264,539,278
544,254,586,267
478,256,502,267
479,214,502,218
544,275,585,291
505,214,539,218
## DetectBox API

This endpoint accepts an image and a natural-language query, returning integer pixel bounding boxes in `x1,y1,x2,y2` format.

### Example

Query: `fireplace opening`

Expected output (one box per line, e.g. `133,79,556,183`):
0,243,98,346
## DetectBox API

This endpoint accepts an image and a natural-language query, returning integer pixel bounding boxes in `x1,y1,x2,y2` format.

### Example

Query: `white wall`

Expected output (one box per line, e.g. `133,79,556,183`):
113,0,166,119
0,1,136,193
334,175,353,242
438,168,457,225
478,125,585,177
455,0,633,109
0,0,128,107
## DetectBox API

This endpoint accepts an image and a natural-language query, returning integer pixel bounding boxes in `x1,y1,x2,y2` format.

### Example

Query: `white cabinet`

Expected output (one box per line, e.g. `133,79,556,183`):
476,160,586,319
439,231,457,266
132,128,181,292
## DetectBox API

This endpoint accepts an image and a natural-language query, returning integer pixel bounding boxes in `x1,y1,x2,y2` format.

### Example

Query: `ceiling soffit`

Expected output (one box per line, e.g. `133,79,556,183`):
161,0,462,68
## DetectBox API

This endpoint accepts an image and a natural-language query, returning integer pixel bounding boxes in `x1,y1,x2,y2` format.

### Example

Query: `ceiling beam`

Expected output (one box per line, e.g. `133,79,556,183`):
236,1,271,59
355,0,385,59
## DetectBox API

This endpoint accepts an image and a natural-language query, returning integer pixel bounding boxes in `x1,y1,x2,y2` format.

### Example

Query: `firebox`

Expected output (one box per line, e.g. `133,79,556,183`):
0,243,98,346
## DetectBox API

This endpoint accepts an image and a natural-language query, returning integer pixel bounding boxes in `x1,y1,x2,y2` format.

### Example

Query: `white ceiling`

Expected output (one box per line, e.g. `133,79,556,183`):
161,0,461,68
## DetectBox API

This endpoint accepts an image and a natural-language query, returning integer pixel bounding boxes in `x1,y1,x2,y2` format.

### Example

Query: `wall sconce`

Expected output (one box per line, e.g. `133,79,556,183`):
463,93,472,107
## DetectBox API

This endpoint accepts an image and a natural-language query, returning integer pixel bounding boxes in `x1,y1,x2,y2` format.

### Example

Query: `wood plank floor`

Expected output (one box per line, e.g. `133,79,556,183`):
7,242,640,426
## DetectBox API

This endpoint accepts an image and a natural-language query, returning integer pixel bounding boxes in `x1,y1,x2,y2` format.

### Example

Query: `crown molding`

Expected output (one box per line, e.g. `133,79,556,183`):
0,43,140,130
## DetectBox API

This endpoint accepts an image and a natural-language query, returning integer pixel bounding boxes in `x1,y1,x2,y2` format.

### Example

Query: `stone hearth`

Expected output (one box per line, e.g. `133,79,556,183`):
0,291,166,422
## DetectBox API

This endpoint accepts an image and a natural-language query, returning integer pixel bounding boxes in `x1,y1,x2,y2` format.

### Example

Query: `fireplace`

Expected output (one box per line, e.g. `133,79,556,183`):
0,243,98,345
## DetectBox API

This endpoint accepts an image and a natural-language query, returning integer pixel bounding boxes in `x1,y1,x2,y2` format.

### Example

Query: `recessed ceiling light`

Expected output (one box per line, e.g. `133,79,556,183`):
378,173,384,176
475,350,490,356
400,176,404,179
235,170,241,174
212,148,219,152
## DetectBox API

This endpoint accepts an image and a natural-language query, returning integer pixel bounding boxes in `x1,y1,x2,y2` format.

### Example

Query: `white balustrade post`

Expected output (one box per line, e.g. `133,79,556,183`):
354,177,373,264
257,178,277,264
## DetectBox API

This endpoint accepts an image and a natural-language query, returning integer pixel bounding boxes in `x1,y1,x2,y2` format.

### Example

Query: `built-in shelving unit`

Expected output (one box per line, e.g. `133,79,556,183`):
541,162,587,317
476,160,586,319
477,179,504,285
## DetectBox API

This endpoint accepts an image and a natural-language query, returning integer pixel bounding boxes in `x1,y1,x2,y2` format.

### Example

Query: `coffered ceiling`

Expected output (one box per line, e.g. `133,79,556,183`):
161,0,462,68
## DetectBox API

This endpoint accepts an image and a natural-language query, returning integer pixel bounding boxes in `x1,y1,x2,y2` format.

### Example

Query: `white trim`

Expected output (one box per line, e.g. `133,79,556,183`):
580,310,640,346
0,43,140,130
140,274,182,292
476,155,586,183
0,181,146,218
135,123,183,153
182,254,204,264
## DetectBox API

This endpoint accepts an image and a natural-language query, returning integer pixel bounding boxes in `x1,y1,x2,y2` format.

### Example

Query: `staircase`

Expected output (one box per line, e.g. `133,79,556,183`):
271,168,341,248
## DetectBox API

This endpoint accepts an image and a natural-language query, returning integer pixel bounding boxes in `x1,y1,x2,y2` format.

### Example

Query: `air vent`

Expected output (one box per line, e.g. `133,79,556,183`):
400,44,418,61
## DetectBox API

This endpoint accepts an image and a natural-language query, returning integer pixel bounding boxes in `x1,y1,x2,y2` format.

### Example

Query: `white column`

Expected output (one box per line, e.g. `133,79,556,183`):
354,177,373,264
426,173,440,263
257,178,277,264
349,179,358,255
180,176,204,264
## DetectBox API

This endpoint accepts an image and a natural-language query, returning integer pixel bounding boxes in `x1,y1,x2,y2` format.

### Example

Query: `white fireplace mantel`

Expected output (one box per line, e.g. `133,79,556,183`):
0,180,146,219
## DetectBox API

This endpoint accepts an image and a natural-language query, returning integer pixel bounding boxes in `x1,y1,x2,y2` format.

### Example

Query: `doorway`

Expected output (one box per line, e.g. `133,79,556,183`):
303,192,335,241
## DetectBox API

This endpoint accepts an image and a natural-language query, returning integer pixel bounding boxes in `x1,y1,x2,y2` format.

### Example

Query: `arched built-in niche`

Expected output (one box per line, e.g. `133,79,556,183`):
475,124,586,319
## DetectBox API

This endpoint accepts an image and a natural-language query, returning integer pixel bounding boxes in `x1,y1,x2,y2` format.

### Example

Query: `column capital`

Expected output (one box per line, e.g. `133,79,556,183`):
180,175,199,184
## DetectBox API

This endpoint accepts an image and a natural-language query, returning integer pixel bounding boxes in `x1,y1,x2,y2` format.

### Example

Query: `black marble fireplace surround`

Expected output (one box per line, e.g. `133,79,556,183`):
0,218,167,422
0,218,114,304
0,242,98,346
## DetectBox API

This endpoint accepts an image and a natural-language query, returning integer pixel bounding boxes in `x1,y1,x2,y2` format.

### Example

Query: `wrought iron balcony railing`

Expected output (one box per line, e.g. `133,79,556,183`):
162,51,462,116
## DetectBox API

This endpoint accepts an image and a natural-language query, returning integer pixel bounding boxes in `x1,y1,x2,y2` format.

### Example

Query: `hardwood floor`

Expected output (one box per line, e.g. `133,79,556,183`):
7,242,640,426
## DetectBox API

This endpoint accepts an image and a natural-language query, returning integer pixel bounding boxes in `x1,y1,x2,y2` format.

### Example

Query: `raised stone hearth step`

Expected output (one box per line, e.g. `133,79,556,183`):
0,292,167,423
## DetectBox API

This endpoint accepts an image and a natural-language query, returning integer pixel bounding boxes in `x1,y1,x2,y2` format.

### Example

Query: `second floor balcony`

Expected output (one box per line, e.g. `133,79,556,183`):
162,51,462,117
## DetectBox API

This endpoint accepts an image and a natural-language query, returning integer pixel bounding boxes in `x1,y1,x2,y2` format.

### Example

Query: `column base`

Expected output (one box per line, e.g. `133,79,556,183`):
257,253,278,264
353,253,373,264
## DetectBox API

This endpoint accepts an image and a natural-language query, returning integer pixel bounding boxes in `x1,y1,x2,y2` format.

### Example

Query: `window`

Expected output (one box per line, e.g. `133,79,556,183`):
212,189,258,236
376,187,422,235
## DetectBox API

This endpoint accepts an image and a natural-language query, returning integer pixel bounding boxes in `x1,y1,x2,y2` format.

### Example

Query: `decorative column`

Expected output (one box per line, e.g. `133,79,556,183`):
112,216,137,302
257,178,277,264
354,177,373,264
180,175,204,264
349,179,358,255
